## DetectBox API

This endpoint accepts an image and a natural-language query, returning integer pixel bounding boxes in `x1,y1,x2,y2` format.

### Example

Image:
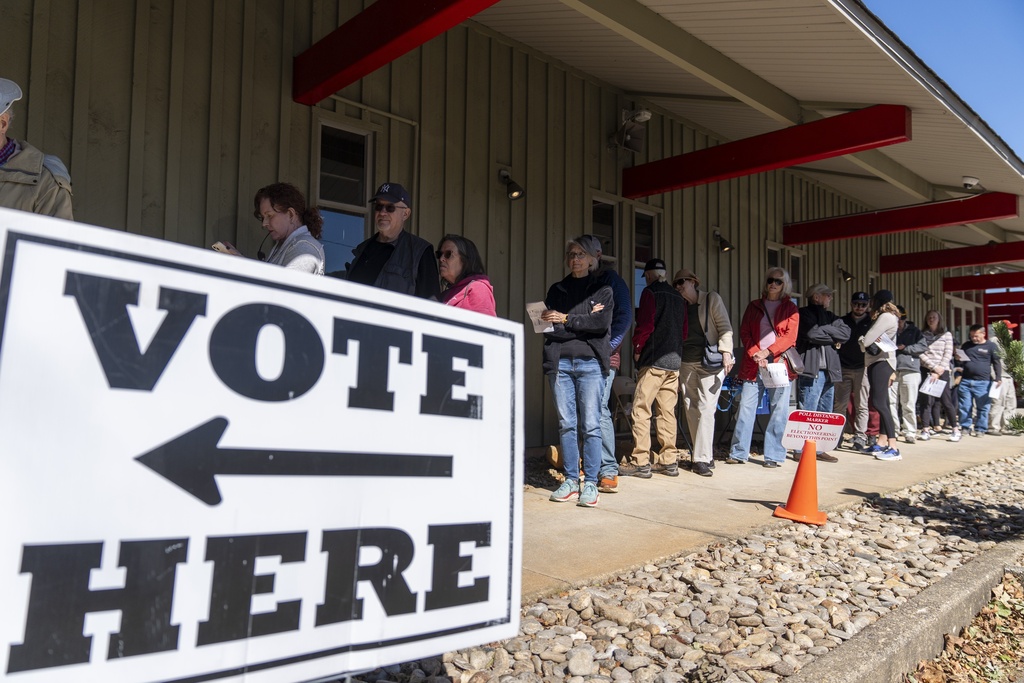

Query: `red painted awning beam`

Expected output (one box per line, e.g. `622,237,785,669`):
985,305,1024,319
786,192,1019,246
944,271,1024,292
293,0,500,105
621,104,911,200
985,291,1024,306
880,235,1024,273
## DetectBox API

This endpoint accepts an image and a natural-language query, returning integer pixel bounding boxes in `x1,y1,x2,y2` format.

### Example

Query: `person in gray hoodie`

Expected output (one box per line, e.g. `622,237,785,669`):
888,306,928,443
795,283,850,462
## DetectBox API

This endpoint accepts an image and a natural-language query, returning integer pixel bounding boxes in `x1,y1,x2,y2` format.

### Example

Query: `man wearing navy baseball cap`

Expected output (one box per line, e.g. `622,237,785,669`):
346,182,440,299
0,77,73,220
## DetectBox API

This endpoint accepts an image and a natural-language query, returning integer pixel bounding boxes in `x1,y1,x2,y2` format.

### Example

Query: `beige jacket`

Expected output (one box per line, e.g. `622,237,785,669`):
0,139,74,220
697,289,734,352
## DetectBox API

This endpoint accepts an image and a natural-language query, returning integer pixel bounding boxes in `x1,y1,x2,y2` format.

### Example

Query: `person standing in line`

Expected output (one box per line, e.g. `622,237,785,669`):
795,283,850,462
577,234,634,494
859,290,900,461
727,268,799,469
918,310,960,442
675,268,734,478
0,78,73,219
620,258,687,479
436,234,496,315
346,182,440,299
833,292,872,450
988,320,1019,435
888,306,927,443
957,324,1001,437
542,238,613,508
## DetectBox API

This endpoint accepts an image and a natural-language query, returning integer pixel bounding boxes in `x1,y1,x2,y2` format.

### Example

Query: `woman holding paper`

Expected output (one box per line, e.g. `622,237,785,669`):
859,290,901,460
727,267,799,469
918,310,960,442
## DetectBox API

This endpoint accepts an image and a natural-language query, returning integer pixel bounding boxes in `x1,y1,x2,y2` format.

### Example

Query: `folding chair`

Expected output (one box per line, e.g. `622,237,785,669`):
611,375,636,436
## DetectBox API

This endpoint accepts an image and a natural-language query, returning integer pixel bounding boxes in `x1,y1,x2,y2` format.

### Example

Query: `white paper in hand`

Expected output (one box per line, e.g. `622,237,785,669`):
760,362,790,388
920,377,946,397
526,301,554,333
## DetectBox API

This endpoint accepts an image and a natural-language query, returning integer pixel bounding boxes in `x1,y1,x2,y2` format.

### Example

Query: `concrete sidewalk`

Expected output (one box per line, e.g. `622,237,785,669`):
521,435,1024,601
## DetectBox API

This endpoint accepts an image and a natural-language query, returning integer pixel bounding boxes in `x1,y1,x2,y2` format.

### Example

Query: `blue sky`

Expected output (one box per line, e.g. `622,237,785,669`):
862,0,1024,159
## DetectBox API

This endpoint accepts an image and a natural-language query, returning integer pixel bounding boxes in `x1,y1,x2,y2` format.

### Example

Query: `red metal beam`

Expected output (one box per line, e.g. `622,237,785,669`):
880,237,1024,274
621,104,910,199
944,272,1024,292
985,305,1024,319
293,0,500,105
786,192,1019,246
985,291,1024,306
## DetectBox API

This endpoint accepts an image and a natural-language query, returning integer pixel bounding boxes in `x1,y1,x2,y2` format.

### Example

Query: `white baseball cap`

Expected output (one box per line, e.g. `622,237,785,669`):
1,79,23,117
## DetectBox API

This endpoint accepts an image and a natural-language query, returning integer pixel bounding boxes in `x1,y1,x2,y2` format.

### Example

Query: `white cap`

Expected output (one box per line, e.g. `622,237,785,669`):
0,79,23,117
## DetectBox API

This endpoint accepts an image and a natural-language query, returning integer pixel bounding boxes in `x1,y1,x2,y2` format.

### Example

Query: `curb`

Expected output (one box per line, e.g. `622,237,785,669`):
788,538,1024,683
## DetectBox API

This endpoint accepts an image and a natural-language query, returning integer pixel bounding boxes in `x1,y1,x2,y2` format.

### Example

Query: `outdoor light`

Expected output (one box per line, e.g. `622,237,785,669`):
624,108,652,124
498,169,525,201
917,286,934,301
837,263,854,282
713,229,735,253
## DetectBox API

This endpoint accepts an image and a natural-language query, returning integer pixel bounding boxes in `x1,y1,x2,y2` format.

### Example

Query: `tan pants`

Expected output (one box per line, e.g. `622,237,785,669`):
679,361,725,464
629,366,680,466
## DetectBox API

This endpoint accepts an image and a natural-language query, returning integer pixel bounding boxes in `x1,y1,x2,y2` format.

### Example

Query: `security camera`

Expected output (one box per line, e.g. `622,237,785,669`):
962,176,980,189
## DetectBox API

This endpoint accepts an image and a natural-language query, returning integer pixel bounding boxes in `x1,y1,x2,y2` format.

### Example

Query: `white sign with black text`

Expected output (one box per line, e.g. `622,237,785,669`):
0,209,524,682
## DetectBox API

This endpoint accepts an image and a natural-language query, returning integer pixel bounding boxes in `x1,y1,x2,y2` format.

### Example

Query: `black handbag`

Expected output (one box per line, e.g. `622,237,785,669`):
700,300,724,370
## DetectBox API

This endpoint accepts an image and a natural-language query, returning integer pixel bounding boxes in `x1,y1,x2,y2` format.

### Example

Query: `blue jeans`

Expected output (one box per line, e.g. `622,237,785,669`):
729,376,792,463
549,357,604,483
599,367,618,478
958,377,992,433
798,370,835,413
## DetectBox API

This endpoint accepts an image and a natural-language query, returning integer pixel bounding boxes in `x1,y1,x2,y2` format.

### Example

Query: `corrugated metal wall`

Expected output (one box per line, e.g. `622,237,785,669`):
2,0,947,446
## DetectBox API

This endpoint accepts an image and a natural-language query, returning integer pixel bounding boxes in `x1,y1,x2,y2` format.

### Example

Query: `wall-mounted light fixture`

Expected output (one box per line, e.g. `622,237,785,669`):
916,286,934,301
498,169,525,201
712,228,735,253
609,108,652,153
837,263,854,282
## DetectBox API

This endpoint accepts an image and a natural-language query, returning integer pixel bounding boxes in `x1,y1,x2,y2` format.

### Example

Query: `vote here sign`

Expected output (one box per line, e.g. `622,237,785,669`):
0,208,524,682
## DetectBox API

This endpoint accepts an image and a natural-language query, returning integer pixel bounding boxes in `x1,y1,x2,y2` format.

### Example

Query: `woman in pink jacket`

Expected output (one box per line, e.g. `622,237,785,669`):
436,234,496,316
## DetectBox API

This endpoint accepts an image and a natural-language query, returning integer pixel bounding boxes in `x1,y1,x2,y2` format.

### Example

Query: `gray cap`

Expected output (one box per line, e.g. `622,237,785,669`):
0,79,22,117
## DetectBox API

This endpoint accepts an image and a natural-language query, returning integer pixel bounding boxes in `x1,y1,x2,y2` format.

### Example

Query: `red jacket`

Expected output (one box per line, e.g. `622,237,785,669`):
736,296,799,382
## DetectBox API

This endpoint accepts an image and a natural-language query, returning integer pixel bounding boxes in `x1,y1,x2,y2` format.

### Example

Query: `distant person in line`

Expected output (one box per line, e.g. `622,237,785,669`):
727,267,799,469
918,309,960,442
436,234,495,316
620,258,687,479
833,292,872,451
542,238,613,509
346,182,440,299
675,268,733,478
988,320,1019,435
795,283,850,463
0,78,73,219
957,324,1001,437
859,290,900,461
889,306,927,444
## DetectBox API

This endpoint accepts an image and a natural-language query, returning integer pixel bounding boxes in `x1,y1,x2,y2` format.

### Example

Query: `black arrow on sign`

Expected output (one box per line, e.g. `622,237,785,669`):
135,417,453,506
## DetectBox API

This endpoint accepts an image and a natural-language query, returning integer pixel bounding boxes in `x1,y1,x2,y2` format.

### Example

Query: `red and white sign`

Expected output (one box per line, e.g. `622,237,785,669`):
781,410,846,451
0,209,524,683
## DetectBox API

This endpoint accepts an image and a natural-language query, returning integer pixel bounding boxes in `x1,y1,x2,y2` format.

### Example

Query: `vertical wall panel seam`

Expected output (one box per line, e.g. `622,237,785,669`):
204,1,227,238
27,0,51,144
278,1,294,182
127,0,151,232
236,0,257,237
164,0,187,242
70,0,94,208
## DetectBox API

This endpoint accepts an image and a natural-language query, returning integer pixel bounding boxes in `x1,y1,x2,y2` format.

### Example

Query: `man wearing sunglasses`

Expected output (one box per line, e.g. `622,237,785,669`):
833,291,872,450
346,182,440,299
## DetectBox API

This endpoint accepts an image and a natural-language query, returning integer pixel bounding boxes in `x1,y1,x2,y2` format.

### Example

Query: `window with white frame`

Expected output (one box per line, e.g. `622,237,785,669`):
633,211,657,307
316,121,373,278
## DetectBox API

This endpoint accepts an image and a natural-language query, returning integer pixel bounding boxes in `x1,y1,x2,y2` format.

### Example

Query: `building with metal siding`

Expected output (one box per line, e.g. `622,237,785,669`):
4,0,1006,446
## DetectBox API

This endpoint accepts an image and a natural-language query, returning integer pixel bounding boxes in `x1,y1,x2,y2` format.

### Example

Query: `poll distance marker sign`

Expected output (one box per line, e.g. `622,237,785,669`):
0,208,524,682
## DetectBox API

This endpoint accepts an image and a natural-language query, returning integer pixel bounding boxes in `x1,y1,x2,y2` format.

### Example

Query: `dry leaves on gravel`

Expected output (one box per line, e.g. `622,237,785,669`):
905,571,1024,683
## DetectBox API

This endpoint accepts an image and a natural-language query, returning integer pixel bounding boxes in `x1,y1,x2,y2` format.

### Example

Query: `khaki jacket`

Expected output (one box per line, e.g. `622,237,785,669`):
0,139,74,220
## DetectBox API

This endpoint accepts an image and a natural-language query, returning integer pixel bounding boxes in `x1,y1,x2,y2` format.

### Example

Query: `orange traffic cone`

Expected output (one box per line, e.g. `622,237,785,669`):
773,440,827,526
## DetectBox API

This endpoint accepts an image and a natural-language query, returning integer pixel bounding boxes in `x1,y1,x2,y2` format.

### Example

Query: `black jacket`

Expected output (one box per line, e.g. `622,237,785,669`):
797,303,850,382
838,313,873,370
542,274,614,375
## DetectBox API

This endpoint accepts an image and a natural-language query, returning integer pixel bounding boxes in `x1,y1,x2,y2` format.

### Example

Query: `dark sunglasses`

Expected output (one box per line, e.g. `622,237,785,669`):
435,249,458,260
765,277,784,286
674,278,694,287
373,203,406,213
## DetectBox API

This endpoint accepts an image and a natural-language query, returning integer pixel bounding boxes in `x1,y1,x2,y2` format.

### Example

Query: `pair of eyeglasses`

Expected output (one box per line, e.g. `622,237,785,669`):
766,277,784,286
435,249,457,260
566,251,588,260
374,203,406,213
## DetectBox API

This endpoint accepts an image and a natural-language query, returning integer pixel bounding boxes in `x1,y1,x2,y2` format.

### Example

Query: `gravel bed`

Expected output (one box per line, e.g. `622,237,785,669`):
344,454,1024,683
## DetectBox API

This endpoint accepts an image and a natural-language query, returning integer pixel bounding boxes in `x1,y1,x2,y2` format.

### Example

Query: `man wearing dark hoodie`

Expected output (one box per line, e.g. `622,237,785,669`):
833,292,873,450
889,306,928,443
795,283,850,462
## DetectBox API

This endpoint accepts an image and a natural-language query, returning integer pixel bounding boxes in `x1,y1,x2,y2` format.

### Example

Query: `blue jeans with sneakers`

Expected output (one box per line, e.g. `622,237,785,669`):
958,377,992,433
729,375,791,464
598,368,619,479
549,357,604,484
